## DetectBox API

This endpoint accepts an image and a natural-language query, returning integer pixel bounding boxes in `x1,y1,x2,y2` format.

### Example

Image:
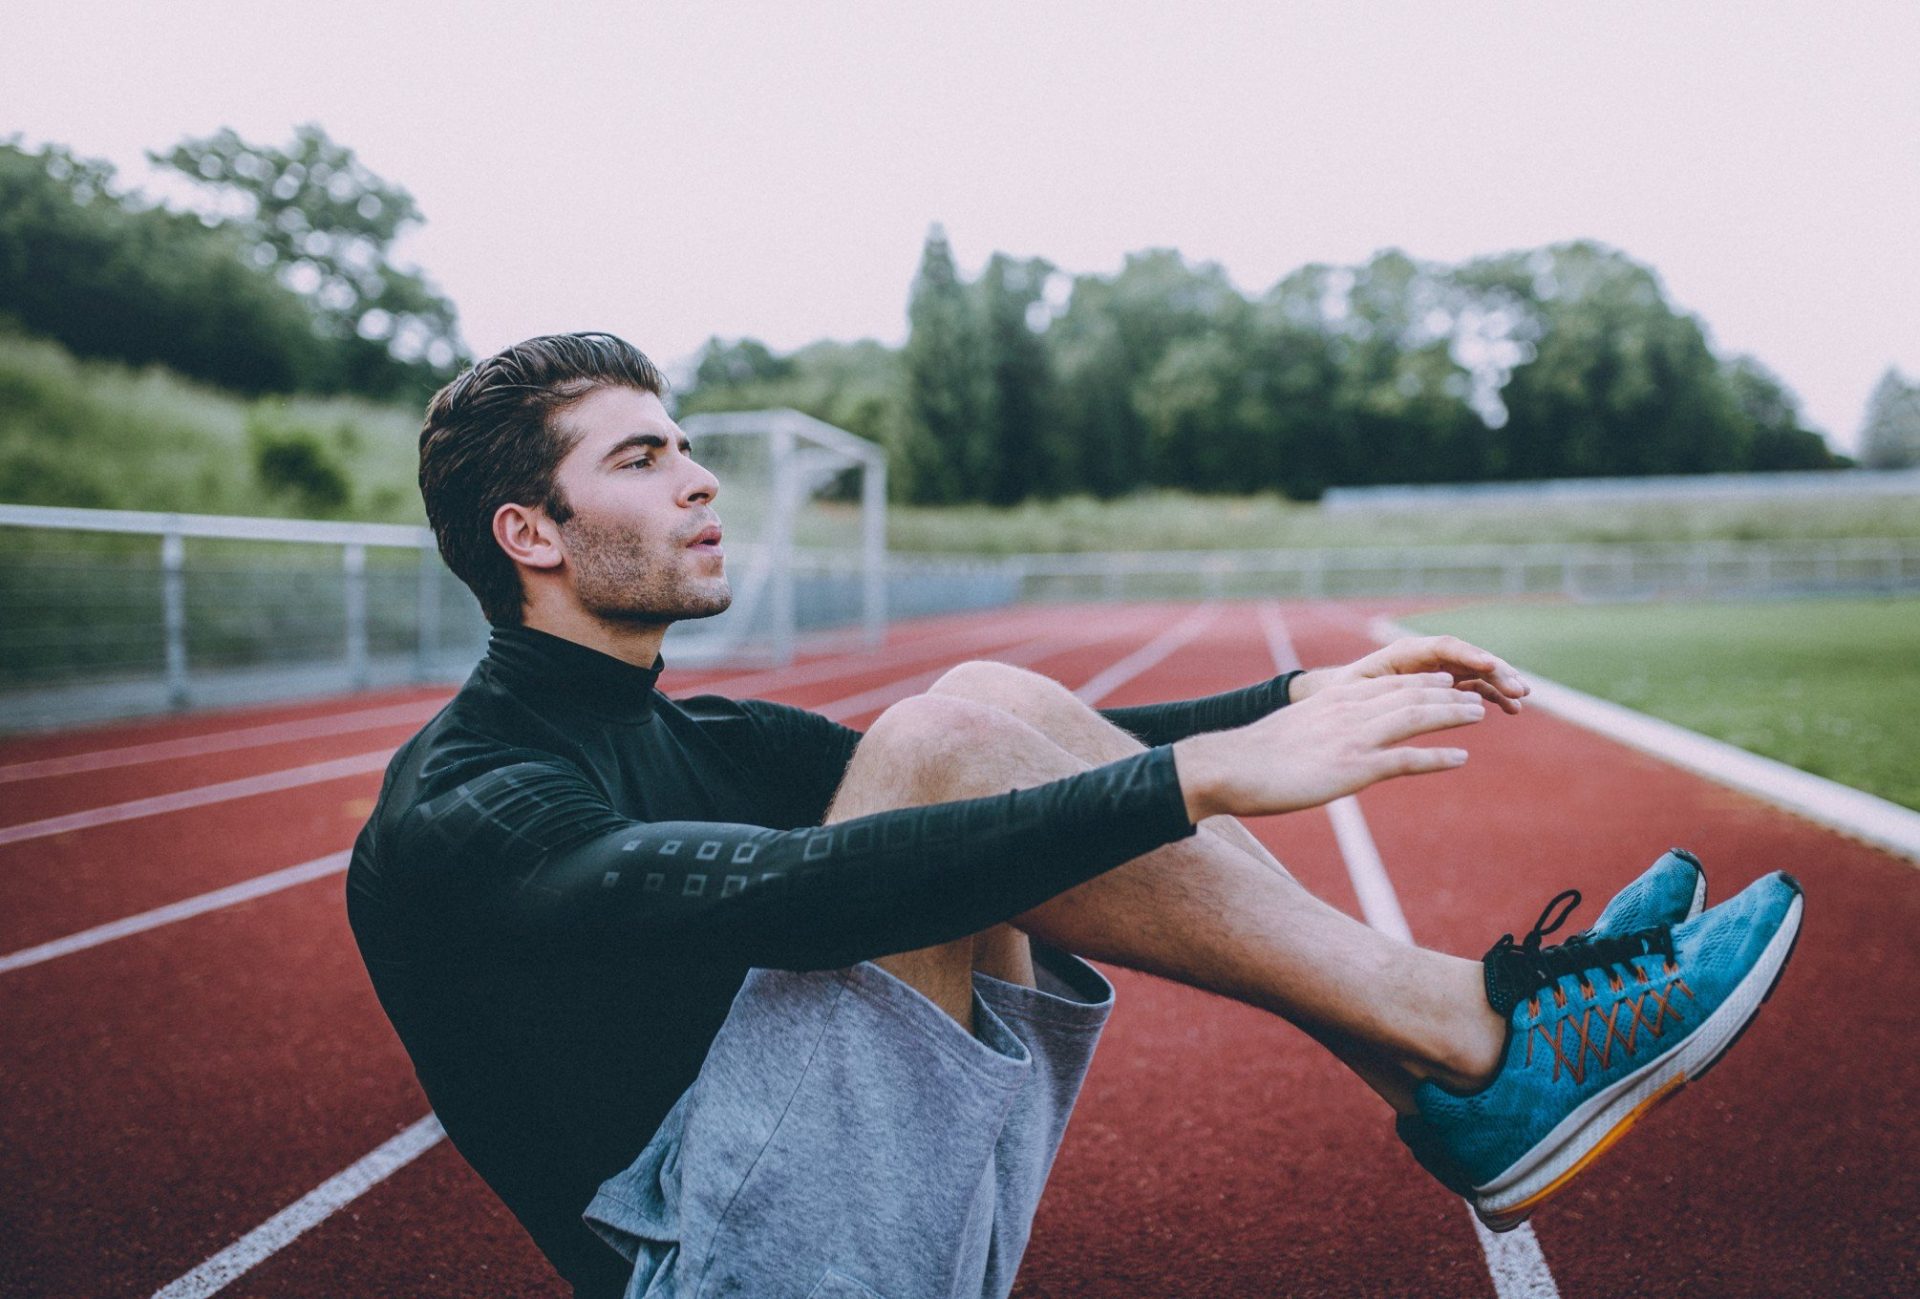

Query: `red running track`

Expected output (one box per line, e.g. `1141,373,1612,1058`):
1,599,1913,1298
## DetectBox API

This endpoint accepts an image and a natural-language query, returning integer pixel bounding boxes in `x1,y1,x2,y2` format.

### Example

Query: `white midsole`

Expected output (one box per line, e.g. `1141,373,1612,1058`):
1475,891,1803,1211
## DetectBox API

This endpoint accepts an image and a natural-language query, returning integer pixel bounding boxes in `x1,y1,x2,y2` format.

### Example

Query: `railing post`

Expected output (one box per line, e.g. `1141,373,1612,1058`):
415,544,441,682
344,543,369,690
862,459,887,649
162,530,188,710
768,424,797,666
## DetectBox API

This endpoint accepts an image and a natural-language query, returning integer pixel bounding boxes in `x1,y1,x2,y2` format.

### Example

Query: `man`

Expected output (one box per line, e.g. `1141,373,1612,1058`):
347,332,1803,1299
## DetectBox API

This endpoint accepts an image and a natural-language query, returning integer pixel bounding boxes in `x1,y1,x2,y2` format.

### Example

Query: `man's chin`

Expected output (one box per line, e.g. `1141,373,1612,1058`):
674,581,732,621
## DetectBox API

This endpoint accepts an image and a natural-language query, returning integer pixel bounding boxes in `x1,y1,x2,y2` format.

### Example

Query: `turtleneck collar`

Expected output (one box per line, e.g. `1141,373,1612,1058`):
481,624,665,724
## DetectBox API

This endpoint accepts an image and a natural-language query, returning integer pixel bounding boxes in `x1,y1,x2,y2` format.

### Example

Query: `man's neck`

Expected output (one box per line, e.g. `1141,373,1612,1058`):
521,603,669,670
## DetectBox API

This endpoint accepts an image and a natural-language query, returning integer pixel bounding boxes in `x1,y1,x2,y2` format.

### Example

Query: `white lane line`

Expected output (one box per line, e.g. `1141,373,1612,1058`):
1263,602,1561,1299
150,1115,445,1299
0,852,349,976
1322,797,1414,941
1471,1219,1563,1299
0,752,392,848
1073,603,1219,704
0,701,443,785
1367,613,1920,865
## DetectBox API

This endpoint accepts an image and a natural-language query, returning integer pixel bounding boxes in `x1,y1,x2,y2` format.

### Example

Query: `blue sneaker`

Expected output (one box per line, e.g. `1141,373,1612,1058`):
1408,870,1802,1231
1586,847,1707,935
1395,848,1709,1198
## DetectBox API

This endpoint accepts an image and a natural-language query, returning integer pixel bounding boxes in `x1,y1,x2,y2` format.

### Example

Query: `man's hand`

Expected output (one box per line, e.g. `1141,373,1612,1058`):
1291,634,1531,714
1174,672,1484,823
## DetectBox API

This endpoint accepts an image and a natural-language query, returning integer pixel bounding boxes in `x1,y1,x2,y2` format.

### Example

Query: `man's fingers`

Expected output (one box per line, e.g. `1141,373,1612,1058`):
1457,677,1523,714
1357,684,1477,717
1368,699,1486,745
1343,671,1455,698
1374,745,1470,777
1408,634,1531,698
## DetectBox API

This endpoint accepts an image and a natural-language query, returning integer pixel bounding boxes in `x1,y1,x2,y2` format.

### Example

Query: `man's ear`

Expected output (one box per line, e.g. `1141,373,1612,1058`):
492,502,565,572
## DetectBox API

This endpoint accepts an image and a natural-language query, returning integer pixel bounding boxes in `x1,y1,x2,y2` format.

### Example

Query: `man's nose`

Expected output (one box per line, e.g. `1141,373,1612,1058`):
681,458,720,506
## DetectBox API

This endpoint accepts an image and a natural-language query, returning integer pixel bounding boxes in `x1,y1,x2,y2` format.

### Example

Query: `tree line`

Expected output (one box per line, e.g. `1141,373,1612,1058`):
0,128,465,403
680,226,1850,504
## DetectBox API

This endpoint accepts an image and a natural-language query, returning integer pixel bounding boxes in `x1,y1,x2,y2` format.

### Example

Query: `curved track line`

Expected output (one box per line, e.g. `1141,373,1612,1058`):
1364,613,1920,864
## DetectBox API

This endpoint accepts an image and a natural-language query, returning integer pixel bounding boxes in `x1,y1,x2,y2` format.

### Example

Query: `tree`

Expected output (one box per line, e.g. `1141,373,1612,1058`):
1859,367,1920,469
151,123,466,399
1474,243,1750,480
972,253,1056,504
1721,355,1840,471
691,336,793,390
0,139,325,392
901,225,991,503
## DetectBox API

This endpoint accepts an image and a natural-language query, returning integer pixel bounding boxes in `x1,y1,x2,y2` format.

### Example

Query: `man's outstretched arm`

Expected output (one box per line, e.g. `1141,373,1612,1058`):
379,735,1197,974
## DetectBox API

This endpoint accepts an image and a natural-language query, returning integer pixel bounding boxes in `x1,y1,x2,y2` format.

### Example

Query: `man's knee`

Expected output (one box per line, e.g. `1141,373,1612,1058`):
850,692,1022,801
928,659,1077,717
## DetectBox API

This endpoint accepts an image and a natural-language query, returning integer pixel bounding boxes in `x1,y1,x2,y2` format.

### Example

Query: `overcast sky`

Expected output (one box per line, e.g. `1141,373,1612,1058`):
8,1,1916,452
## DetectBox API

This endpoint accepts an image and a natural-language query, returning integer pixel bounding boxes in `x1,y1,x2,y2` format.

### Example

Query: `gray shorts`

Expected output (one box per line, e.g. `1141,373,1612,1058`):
584,941,1114,1299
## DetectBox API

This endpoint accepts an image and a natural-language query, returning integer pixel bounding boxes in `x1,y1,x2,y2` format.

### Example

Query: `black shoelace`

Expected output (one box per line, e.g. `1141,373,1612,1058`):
1482,889,1677,1017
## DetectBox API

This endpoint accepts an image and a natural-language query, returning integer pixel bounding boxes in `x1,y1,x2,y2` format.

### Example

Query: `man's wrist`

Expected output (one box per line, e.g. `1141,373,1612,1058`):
1287,667,1324,703
1171,736,1219,825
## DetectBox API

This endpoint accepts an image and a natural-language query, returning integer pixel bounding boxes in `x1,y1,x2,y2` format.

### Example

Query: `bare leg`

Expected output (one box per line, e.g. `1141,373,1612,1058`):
929,664,1424,1109
820,747,989,1035
907,663,1504,1102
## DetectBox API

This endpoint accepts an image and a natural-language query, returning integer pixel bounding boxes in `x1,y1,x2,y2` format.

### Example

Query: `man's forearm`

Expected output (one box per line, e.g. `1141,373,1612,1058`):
1098,667,1309,746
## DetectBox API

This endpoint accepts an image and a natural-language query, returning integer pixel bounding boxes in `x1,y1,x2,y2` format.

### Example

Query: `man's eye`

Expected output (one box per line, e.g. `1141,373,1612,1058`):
625,458,652,469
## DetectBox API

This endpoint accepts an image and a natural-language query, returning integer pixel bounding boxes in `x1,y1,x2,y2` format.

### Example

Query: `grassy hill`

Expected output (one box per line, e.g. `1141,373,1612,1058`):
0,329,424,523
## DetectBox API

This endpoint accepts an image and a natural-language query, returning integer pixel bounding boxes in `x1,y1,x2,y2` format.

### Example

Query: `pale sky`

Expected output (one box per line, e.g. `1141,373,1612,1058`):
8,1,1917,452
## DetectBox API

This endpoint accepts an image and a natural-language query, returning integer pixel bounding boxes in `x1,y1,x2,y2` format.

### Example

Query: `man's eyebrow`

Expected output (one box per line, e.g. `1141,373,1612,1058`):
599,432,692,463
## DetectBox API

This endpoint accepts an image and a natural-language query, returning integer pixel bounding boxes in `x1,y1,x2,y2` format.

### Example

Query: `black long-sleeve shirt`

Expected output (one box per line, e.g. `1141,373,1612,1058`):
345,626,1303,1297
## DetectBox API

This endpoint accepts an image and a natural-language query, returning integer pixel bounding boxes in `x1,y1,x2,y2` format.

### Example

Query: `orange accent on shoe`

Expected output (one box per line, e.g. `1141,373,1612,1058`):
1480,1073,1691,1231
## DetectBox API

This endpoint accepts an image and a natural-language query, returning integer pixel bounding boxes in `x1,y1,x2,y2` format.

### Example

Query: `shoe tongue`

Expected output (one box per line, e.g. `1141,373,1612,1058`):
1482,939,1535,1018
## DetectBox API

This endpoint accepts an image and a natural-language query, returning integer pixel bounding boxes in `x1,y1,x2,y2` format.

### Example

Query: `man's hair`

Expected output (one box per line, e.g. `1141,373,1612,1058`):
419,332,667,625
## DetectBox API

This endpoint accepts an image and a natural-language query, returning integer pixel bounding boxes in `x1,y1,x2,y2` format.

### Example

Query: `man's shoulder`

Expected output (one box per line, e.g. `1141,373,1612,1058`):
360,682,587,862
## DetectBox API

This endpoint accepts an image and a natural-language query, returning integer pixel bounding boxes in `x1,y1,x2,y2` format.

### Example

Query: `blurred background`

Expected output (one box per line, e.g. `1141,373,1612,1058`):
3,0,1916,811
5,8,1919,1299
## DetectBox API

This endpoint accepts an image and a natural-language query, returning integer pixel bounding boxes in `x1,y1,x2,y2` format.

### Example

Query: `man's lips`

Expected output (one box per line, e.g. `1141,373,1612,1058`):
687,525,724,552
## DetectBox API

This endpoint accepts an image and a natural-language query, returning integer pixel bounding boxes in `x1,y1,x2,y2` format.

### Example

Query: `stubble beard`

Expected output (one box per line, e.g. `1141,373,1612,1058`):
561,513,732,625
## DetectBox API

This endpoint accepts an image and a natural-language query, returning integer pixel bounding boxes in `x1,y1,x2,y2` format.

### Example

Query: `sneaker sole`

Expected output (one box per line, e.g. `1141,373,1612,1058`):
1471,887,1803,1232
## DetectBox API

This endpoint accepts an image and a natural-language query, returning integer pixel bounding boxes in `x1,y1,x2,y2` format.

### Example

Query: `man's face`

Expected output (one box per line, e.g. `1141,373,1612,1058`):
544,385,731,625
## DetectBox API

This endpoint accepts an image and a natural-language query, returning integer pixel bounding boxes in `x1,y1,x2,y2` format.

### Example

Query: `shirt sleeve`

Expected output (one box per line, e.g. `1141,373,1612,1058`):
1098,669,1306,746
393,743,1196,972
729,668,1303,827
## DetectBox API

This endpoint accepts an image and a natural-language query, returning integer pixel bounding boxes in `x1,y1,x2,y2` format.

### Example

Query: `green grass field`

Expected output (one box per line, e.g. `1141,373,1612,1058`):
862,488,1920,555
1402,596,1920,812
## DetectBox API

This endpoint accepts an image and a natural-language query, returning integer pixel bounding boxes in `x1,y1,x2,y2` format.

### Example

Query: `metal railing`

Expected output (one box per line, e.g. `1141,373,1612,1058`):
988,538,1920,603
4,499,1915,734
